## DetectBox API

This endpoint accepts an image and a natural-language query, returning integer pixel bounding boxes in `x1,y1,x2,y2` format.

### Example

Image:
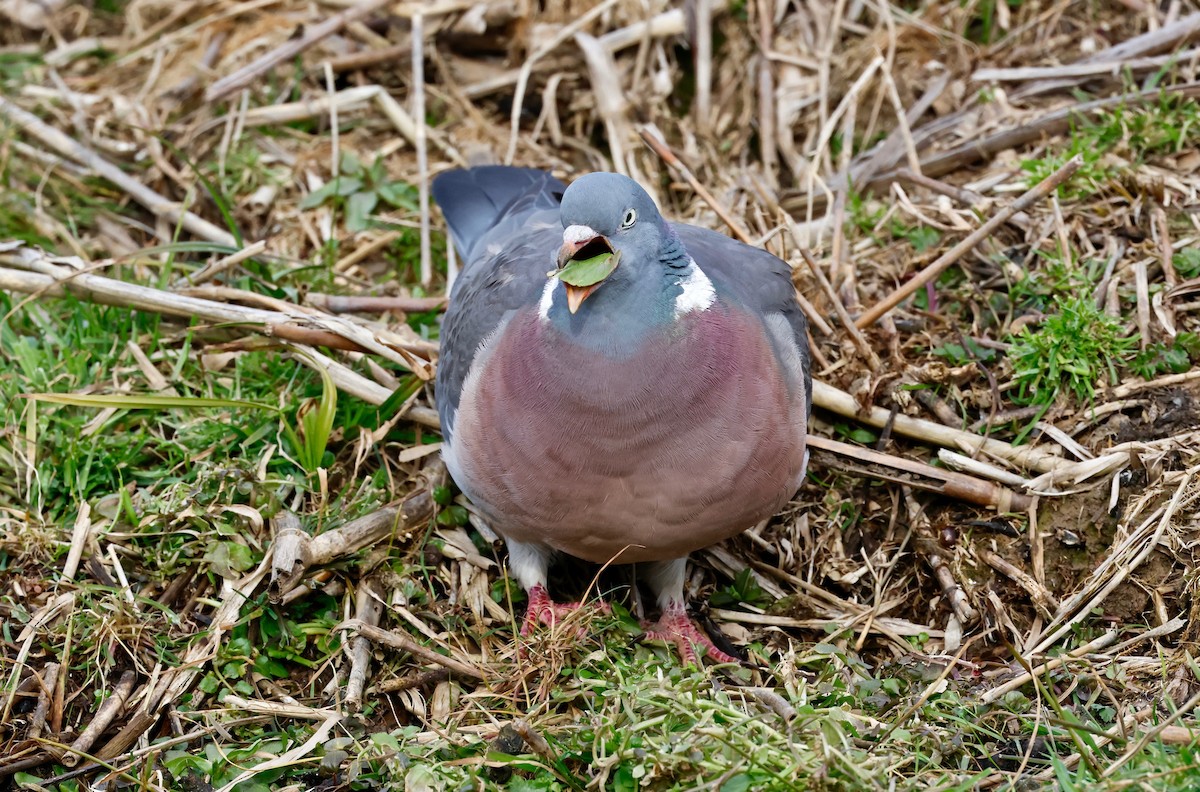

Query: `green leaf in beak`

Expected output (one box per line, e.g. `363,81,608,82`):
554,250,620,287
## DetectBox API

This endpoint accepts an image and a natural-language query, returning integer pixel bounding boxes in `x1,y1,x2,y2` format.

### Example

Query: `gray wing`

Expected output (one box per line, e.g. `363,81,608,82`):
674,224,813,410
433,166,565,261
437,212,563,435
435,167,568,435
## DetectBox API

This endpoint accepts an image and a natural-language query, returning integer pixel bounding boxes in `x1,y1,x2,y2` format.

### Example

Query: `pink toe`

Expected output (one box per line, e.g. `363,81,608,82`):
643,605,740,665
520,584,607,640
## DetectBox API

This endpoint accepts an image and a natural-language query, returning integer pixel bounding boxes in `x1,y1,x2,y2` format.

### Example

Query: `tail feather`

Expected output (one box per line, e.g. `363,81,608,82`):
432,166,566,260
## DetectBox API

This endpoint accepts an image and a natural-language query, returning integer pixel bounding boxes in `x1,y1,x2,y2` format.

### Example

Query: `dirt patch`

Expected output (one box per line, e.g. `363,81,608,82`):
1110,387,1200,446
1038,486,1122,597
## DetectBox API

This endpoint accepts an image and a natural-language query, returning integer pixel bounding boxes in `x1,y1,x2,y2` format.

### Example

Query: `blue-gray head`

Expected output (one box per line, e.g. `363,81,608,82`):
554,173,680,313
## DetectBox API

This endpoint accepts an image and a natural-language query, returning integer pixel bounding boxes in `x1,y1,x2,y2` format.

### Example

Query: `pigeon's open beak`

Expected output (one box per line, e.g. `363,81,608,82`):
557,225,616,314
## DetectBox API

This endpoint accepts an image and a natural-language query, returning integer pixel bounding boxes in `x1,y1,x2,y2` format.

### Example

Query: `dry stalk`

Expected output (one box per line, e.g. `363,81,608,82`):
511,719,554,759
0,248,433,369
982,618,1187,706
2,591,75,728
335,230,403,273
1109,369,1200,399
269,489,436,599
177,240,268,287
160,31,227,105
504,0,621,164
978,549,1059,620
974,47,1200,83
60,670,136,766
337,621,485,681
798,248,880,371
851,73,950,187
0,753,51,779
306,293,447,313
211,701,343,792
1011,13,1200,98
598,6,690,50
326,42,411,73
895,168,1031,229
372,667,450,694
693,0,713,131
202,85,464,165
742,686,797,721
1155,201,1178,334
94,561,271,761
1101,689,1200,778
812,380,1066,474
708,608,938,639
924,551,980,627
807,436,1030,512
412,11,433,287
27,663,60,741
867,82,1200,192
640,125,752,243
575,34,632,176
979,628,1118,705
345,578,386,711
1134,259,1151,349
754,0,777,183
60,503,93,582
1031,467,1197,654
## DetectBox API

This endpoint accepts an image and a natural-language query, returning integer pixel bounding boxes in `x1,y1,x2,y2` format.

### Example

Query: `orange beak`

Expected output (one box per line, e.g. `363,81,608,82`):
564,283,600,313
556,234,615,314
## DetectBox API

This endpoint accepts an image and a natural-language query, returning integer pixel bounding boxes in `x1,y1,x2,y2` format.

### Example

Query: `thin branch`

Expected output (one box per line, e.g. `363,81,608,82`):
337,620,485,680
856,155,1083,328
61,671,136,766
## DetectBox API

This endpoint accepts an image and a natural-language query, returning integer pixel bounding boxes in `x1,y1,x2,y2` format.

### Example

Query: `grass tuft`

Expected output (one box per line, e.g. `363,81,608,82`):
1006,295,1136,407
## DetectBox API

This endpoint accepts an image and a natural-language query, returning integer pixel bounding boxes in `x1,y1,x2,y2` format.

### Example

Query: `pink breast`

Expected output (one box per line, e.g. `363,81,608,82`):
450,306,808,564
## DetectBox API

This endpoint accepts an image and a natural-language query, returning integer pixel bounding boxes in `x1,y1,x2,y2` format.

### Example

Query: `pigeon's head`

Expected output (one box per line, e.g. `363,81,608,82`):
554,172,669,313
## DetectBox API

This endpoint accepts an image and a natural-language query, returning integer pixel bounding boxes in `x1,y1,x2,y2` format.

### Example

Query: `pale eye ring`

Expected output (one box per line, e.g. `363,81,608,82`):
621,209,637,229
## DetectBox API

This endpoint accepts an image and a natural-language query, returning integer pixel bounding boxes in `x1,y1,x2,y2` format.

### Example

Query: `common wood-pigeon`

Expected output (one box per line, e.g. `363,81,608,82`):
433,166,812,664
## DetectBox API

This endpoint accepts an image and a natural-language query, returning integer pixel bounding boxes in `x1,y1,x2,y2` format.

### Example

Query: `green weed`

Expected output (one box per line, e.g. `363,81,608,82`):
1022,94,1200,197
932,337,999,366
1006,296,1136,406
1130,332,1200,379
1173,248,1200,279
710,568,771,609
964,0,1023,44
280,359,337,474
301,151,418,233
893,223,941,252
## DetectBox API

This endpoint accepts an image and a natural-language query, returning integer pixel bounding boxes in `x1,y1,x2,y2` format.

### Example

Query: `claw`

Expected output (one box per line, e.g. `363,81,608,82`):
520,584,611,639
642,603,740,665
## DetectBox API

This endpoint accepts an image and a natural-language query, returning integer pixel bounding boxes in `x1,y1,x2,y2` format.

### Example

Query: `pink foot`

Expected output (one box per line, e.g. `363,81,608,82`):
521,584,610,638
642,604,740,665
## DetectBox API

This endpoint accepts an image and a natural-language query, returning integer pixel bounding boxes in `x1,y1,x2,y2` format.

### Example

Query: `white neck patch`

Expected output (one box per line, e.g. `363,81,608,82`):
537,277,557,322
673,259,716,318
537,257,715,322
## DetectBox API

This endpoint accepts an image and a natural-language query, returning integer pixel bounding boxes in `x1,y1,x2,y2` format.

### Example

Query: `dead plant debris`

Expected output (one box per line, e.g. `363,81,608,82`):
2,0,1200,789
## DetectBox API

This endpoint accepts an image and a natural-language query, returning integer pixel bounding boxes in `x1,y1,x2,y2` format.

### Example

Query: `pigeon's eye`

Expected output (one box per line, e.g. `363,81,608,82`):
621,209,637,229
